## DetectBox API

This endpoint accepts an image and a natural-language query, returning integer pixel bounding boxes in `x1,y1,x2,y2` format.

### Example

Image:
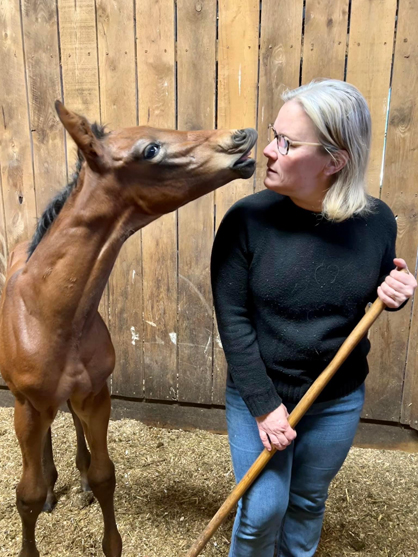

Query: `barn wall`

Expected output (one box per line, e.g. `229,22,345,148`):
1,0,418,433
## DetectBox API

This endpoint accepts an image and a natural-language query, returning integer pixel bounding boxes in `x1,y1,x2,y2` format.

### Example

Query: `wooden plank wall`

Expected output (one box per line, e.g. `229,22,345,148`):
213,0,260,404
385,0,418,429
98,0,141,397
1,0,418,430
177,0,217,405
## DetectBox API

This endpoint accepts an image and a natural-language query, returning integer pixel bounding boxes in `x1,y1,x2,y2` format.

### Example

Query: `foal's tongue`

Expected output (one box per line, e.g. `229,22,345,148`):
238,150,251,162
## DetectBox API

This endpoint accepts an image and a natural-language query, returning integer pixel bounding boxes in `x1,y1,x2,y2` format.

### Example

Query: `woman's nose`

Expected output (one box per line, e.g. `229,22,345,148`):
263,140,278,160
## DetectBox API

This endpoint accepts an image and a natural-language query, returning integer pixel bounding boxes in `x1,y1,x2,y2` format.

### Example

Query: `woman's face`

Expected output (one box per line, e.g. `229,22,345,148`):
263,100,333,208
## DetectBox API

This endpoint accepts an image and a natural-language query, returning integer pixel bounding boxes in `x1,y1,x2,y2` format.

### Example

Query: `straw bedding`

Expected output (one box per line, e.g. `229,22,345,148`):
0,407,417,556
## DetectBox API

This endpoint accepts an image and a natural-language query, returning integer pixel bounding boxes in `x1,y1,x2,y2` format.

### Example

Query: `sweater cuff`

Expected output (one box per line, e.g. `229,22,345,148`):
243,388,283,418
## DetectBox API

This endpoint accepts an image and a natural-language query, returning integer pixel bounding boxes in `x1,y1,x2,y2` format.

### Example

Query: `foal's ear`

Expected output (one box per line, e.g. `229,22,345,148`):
55,101,108,173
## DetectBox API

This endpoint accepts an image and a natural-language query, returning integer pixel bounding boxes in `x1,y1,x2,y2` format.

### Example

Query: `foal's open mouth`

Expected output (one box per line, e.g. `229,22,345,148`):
232,151,256,178
232,135,257,178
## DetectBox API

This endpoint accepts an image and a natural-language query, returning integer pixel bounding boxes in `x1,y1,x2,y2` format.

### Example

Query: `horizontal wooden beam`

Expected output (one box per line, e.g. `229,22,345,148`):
354,421,418,453
1,387,417,452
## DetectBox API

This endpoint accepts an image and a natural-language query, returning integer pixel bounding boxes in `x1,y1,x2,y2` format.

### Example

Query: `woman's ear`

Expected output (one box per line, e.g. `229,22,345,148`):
324,150,349,176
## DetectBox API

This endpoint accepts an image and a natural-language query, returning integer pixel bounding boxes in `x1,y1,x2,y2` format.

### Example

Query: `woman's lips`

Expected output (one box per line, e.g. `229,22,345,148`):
266,167,277,174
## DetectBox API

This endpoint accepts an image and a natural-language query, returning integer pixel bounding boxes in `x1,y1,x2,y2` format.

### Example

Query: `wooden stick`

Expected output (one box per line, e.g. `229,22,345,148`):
186,295,388,557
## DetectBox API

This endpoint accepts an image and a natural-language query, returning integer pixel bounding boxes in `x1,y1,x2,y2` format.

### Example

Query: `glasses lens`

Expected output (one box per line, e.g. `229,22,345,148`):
277,135,288,155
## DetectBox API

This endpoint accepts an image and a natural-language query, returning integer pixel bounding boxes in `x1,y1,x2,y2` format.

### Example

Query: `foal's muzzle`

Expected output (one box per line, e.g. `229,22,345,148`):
231,128,258,178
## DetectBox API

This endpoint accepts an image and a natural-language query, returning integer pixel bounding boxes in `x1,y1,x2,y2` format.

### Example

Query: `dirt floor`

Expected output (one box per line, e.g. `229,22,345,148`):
0,407,417,557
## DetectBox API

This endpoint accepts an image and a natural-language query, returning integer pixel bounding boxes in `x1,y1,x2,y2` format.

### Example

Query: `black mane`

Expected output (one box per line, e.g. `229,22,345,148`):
27,123,108,259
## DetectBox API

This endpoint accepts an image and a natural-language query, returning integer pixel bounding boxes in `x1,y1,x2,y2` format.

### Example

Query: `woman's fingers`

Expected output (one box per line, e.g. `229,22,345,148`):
377,258,417,309
270,432,291,451
393,257,408,271
392,259,417,293
259,429,271,451
256,403,297,451
386,274,414,296
377,285,399,308
285,424,297,441
258,424,297,452
390,269,412,285
380,280,404,301
271,426,297,451
379,281,407,308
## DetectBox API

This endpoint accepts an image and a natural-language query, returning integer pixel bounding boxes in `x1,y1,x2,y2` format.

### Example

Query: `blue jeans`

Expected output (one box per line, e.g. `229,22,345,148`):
226,381,365,557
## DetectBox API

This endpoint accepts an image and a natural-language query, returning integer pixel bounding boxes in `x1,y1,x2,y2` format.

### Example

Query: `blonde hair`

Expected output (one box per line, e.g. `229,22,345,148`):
281,79,372,222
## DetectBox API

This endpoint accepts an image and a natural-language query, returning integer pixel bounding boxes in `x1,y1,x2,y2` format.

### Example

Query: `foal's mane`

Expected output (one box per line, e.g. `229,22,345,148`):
27,123,108,259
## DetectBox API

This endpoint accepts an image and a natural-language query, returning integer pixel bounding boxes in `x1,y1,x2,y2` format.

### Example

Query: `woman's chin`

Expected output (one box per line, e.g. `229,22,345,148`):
264,170,282,190
264,179,282,193
264,175,274,188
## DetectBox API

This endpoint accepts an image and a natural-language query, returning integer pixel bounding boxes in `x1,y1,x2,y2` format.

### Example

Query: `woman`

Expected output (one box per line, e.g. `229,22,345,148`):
211,79,416,557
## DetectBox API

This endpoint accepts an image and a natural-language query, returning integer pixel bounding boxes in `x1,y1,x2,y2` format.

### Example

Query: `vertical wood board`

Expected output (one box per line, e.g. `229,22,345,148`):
0,0,37,250
365,0,418,423
213,0,260,405
302,0,349,83
137,0,177,401
97,0,142,396
346,0,397,197
58,0,101,170
177,0,217,404
21,0,67,213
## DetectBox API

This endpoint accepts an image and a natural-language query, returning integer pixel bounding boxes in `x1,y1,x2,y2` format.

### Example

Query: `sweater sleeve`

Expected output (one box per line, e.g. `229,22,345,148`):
211,205,282,417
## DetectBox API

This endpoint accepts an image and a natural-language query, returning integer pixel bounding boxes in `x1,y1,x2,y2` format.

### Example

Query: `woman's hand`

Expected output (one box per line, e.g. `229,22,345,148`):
377,258,417,309
256,403,297,452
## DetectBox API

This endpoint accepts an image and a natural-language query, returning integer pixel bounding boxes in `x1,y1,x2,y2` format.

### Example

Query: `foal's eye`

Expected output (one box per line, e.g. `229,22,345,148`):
143,143,161,160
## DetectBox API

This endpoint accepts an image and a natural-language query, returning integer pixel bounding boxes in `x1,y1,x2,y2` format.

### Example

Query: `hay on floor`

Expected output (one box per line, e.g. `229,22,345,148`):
0,407,417,556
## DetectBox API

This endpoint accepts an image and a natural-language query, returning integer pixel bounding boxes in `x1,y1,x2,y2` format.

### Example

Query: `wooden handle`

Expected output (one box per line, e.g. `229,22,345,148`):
186,294,391,557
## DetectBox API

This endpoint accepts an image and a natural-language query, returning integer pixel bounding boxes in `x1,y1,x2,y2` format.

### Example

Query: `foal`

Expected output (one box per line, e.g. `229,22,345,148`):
0,101,257,557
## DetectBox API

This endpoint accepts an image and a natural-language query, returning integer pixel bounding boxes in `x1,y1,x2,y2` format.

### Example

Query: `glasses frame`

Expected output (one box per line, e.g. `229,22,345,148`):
268,124,335,159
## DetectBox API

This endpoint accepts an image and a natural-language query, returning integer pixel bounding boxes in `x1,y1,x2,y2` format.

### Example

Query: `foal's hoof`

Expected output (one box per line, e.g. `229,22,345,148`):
19,546,40,557
81,478,92,492
76,490,95,509
102,531,122,557
43,494,57,513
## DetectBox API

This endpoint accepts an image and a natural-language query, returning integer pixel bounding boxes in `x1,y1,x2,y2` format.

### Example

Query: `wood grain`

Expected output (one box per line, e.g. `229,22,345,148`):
302,0,349,83
21,0,67,213
97,0,142,396
346,0,397,197
0,0,37,249
364,0,418,424
58,0,100,170
177,0,217,404
213,0,260,405
137,0,177,401
388,0,418,430
57,0,109,324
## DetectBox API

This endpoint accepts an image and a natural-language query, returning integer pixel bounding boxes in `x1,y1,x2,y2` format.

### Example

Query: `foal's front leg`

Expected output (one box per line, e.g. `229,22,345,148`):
71,385,122,557
67,399,91,492
14,397,55,557
42,428,58,512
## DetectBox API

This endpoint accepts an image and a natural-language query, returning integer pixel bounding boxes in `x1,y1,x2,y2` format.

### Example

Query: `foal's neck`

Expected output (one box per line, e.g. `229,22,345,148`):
24,168,157,330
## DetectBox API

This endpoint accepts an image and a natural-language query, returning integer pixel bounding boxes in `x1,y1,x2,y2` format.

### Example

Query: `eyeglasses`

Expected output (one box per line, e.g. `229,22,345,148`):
268,124,323,156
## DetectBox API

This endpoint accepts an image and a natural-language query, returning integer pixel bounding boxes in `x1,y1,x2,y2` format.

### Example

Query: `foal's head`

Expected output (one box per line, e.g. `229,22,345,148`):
56,101,257,215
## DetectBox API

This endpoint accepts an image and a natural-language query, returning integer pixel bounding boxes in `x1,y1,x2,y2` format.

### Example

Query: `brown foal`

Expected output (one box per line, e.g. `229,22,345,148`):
0,101,257,557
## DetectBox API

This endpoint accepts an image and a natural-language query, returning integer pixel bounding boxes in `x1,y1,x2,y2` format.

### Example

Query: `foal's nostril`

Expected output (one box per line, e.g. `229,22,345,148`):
233,129,248,144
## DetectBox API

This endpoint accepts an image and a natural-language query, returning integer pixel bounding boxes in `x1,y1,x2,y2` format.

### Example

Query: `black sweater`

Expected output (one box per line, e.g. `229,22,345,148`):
211,190,399,417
